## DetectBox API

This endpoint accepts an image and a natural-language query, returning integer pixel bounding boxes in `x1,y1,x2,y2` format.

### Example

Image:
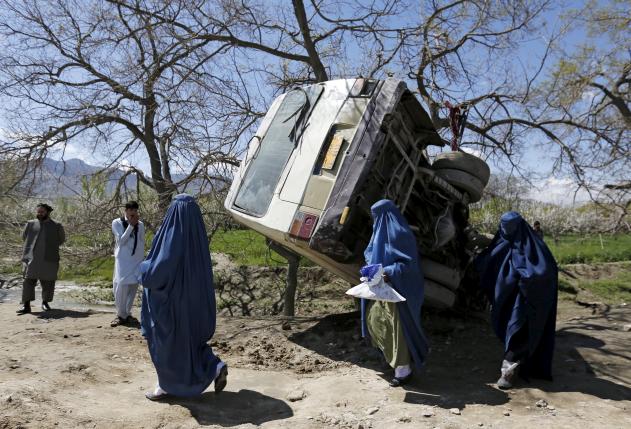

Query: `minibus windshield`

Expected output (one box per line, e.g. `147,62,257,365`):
233,85,323,216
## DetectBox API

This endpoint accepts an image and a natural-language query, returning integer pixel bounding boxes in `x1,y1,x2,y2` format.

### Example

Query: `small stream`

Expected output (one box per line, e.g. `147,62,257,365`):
0,278,118,313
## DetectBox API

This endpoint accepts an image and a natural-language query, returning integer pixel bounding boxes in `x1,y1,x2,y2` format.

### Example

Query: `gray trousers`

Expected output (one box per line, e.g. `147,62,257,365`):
22,278,55,303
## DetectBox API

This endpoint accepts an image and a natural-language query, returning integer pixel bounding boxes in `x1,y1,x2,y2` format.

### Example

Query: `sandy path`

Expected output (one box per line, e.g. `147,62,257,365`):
0,296,629,428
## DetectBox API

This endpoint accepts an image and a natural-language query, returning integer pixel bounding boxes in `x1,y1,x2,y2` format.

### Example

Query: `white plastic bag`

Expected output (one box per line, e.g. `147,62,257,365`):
345,264,406,302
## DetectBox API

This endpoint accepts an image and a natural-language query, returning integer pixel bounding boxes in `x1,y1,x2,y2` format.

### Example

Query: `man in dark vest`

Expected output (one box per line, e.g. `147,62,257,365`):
17,203,66,315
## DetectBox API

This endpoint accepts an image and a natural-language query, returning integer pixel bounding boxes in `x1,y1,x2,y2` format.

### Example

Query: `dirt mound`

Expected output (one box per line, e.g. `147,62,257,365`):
559,261,631,306
210,315,366,373
562,261,631,281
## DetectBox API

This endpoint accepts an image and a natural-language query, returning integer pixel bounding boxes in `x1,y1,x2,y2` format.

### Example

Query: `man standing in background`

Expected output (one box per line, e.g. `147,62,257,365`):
111,201,145,327
17,203,66,315
533,221,544,240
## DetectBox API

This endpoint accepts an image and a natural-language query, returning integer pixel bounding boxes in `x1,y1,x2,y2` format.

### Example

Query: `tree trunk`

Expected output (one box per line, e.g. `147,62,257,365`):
155,180,175,214
143,96,176,214
292,0,328,83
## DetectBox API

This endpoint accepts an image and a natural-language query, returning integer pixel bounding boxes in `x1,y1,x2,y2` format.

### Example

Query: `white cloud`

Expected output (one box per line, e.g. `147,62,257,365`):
49,142,95,164
526,176,591,206
0,127,28,143
119,159,133,171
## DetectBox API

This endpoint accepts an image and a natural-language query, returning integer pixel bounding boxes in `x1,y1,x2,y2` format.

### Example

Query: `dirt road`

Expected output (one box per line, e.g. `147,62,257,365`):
1,296,629,428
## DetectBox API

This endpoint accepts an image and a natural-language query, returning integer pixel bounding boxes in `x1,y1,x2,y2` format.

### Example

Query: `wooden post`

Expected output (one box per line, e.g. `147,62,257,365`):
267,240,300,317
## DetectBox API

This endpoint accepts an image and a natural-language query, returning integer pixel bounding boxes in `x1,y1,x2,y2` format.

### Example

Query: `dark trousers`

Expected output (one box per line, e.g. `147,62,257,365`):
21,278,55,303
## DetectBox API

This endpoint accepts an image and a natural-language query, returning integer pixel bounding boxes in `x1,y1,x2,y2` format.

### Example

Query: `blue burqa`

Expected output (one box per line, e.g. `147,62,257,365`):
140,194,220,396
361,200,429,369
475,211,558,380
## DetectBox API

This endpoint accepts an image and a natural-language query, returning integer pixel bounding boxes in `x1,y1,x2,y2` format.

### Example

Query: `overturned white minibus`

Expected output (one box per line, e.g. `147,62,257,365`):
225,78,490,308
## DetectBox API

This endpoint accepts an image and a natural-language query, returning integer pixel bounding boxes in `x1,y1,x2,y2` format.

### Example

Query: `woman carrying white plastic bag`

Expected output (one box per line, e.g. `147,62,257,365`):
359,200,429,387
346,263,406,302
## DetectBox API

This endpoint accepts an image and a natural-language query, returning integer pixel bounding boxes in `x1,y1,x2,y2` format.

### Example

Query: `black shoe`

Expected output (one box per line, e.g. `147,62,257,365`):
389,373,413,387
17,304,31,315
41,301,51,311
214,364,228,393
110,317,126,327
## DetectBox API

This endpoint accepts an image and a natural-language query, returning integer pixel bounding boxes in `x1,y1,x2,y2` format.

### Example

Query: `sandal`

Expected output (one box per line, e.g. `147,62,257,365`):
214,363,228,393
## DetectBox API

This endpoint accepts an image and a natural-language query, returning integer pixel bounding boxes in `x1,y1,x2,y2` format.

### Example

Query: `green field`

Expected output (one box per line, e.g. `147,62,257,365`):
7,230,631,305
210,230,631,304
547,234,631,264
63,230,631,274
211,230,631,266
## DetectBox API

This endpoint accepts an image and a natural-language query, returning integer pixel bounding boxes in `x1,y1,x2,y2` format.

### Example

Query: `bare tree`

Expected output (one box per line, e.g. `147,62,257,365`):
139,1,627,194
542,1,629,188
0,0,248,211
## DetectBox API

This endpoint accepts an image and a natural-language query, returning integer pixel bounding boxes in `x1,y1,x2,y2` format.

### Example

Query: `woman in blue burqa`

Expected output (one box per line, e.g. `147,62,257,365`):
361,200,429,387
140,194,228,401
476,211,558,389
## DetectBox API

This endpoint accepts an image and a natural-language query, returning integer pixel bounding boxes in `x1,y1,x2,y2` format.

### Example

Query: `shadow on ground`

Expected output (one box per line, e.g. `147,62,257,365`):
288,311,389,373
544,309,631,401
35,308,93,320
290,306,631,409
164,389,293,427
290,309,511,407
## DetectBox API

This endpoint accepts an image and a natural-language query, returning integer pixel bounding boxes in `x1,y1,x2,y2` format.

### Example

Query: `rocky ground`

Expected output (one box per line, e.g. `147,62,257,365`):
0,284,629,429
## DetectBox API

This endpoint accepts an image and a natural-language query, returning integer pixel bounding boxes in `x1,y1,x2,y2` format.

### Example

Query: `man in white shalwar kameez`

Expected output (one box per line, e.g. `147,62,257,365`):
111,201,145,327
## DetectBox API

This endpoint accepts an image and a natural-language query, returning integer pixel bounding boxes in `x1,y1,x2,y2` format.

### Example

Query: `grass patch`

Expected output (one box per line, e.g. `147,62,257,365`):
0,262,22,275
211,229,281,266
61,229,296,284
61,288,115,304
577,271,631,304
547,234,631,264
210,231,631,267
59,256,114,284
210,229,313,267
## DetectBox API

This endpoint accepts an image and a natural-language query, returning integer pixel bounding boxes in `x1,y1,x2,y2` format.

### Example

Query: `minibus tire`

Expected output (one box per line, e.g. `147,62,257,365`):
432,151,490,185
424,280,457,309
435,168,484,203
421,258,462,291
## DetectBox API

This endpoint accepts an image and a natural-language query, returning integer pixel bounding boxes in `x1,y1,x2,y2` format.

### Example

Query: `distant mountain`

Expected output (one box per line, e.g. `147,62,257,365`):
26,158,218,197
42,158,101,177
19,158,139,197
